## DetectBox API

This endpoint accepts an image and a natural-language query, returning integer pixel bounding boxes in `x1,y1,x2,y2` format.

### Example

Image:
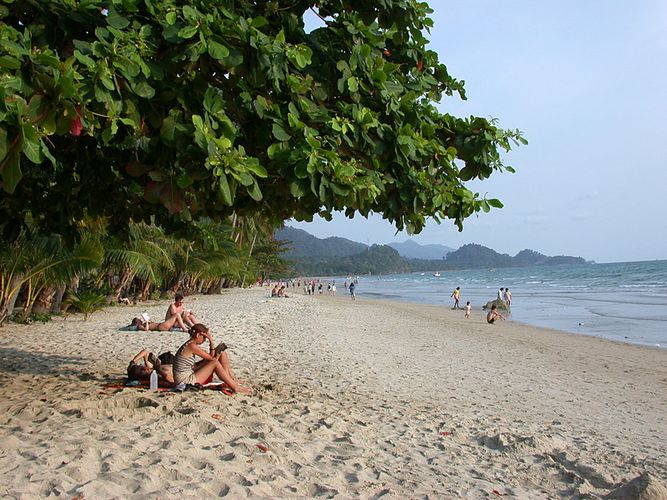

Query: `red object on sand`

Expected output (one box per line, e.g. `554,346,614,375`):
211,413,223,420
439,431,451,436
256,443,269,453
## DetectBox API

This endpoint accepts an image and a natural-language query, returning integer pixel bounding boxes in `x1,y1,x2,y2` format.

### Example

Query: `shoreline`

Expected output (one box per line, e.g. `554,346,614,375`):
0,287,665,497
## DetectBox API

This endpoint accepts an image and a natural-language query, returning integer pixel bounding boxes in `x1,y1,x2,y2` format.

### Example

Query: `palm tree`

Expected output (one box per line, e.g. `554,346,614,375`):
104,222,175,301
0,230,102,325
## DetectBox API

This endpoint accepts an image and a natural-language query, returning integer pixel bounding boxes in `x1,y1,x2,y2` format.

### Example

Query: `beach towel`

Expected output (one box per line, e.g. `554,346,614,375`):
102,380,234,395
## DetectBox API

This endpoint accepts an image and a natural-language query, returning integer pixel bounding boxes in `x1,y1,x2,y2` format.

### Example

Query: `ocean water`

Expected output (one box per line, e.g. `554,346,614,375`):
344,260,667,349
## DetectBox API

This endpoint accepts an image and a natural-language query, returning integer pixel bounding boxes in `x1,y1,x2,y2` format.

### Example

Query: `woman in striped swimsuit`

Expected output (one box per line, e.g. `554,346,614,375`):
173,324,251,394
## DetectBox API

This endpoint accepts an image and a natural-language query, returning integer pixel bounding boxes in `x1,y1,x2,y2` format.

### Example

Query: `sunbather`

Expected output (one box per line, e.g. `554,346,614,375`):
173,323,251,394
130,312,189,331
166,293,198,328
126,349,174,385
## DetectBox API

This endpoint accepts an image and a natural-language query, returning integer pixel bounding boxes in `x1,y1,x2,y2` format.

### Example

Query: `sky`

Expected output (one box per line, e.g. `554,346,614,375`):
289,0,667,263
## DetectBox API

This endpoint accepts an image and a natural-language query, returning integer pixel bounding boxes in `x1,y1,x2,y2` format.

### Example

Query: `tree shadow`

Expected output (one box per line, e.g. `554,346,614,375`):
0,347,90,377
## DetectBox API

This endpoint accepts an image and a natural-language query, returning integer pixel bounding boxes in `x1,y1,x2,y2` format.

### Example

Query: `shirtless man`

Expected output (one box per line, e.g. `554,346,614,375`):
486,304,506,324
166,293,197,328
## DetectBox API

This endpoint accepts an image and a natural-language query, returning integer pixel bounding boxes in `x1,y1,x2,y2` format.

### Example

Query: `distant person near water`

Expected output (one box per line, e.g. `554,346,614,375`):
349,281,356,300
450,287,461,309
504,288,512,308
497,287,505,301
486,305,506,324
464,301,472,319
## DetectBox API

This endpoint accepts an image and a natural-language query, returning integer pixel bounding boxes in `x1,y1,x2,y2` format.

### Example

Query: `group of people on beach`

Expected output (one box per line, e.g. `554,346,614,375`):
449,286,508,324
124,293,251,394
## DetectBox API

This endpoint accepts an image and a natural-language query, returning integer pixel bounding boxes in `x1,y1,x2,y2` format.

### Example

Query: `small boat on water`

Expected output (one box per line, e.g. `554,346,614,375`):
434,272,441,277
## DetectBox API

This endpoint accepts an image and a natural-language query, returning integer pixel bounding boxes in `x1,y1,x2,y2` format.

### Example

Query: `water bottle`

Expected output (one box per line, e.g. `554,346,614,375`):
149,369,158,391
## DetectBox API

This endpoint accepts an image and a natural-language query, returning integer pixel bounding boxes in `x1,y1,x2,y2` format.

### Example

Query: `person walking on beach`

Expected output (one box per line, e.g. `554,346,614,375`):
464,301,472,319
349,281,356,300
497,287,504,301
486,304,506,324
450,287,461,309
504,288,512,308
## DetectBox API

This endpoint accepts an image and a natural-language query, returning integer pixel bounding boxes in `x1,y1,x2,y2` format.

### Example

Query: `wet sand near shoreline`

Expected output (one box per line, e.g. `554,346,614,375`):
0,287,665,498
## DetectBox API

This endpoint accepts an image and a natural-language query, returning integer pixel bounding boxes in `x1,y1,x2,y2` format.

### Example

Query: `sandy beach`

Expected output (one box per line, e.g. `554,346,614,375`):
0,286,665,498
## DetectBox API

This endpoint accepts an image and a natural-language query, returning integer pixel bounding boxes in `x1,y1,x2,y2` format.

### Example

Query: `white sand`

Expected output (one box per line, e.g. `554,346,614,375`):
0,287,665,498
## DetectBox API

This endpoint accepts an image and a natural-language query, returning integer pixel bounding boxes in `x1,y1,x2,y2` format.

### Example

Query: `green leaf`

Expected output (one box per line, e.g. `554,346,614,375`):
248,180,262,201
244,159,267,178
160,116,176,141
218,173,232,205
207,40,230,60
73,50,96,69
289,180,306,197
487,198,504,208
178,26,198,39
1,152,22,193
272,123,291,142
0,55,21,69
106,7,130,29
192,115,204,130
347,76,359,92
132,81,155,98
41,142,56,167
251,16,268,27
165,11,177,24
21,125,43,164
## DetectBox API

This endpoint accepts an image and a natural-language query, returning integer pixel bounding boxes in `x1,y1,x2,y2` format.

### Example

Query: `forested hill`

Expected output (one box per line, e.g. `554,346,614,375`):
276,227,367,257
443,244,587,269
275,229,587,275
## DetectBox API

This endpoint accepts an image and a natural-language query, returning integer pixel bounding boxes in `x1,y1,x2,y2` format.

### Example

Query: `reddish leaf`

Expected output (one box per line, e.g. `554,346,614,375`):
417,59,423,71
70,116,83,136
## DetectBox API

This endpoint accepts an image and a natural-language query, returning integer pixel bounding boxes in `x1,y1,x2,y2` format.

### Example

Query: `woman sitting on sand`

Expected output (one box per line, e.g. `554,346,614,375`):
173,323,251,394
126,349,174,385
486,304,506,324
129,313,189,332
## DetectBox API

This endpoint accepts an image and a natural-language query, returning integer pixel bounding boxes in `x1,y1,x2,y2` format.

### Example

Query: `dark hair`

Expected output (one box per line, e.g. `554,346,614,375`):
127,362,147,381
175,293,184,301
158,351,174,365
188,323,209,337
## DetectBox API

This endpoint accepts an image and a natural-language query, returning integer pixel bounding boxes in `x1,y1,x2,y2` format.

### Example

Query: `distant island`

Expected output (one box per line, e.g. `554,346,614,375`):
275,227,588,276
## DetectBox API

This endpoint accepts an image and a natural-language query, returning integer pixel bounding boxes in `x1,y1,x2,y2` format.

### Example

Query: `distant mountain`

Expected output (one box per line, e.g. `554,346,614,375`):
389,239,454,260
275,228,587,275
441,244,586,269
289,245,410,276
276,227,367,258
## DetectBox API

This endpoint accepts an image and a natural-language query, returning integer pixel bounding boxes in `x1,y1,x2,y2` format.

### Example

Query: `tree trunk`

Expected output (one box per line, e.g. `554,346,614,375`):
33,285,55,314
51,284,66,314
0,273,24,326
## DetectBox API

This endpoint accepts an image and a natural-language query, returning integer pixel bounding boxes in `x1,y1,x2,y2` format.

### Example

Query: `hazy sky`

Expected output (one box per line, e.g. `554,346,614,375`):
289,1,667,263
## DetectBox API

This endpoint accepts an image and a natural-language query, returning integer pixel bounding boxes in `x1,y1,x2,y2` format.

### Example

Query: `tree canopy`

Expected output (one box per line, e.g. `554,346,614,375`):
0,0,525,243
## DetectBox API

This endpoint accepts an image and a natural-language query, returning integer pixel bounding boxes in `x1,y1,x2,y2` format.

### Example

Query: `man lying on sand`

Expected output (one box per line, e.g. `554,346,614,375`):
487,304,506,324
127,349,174,386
